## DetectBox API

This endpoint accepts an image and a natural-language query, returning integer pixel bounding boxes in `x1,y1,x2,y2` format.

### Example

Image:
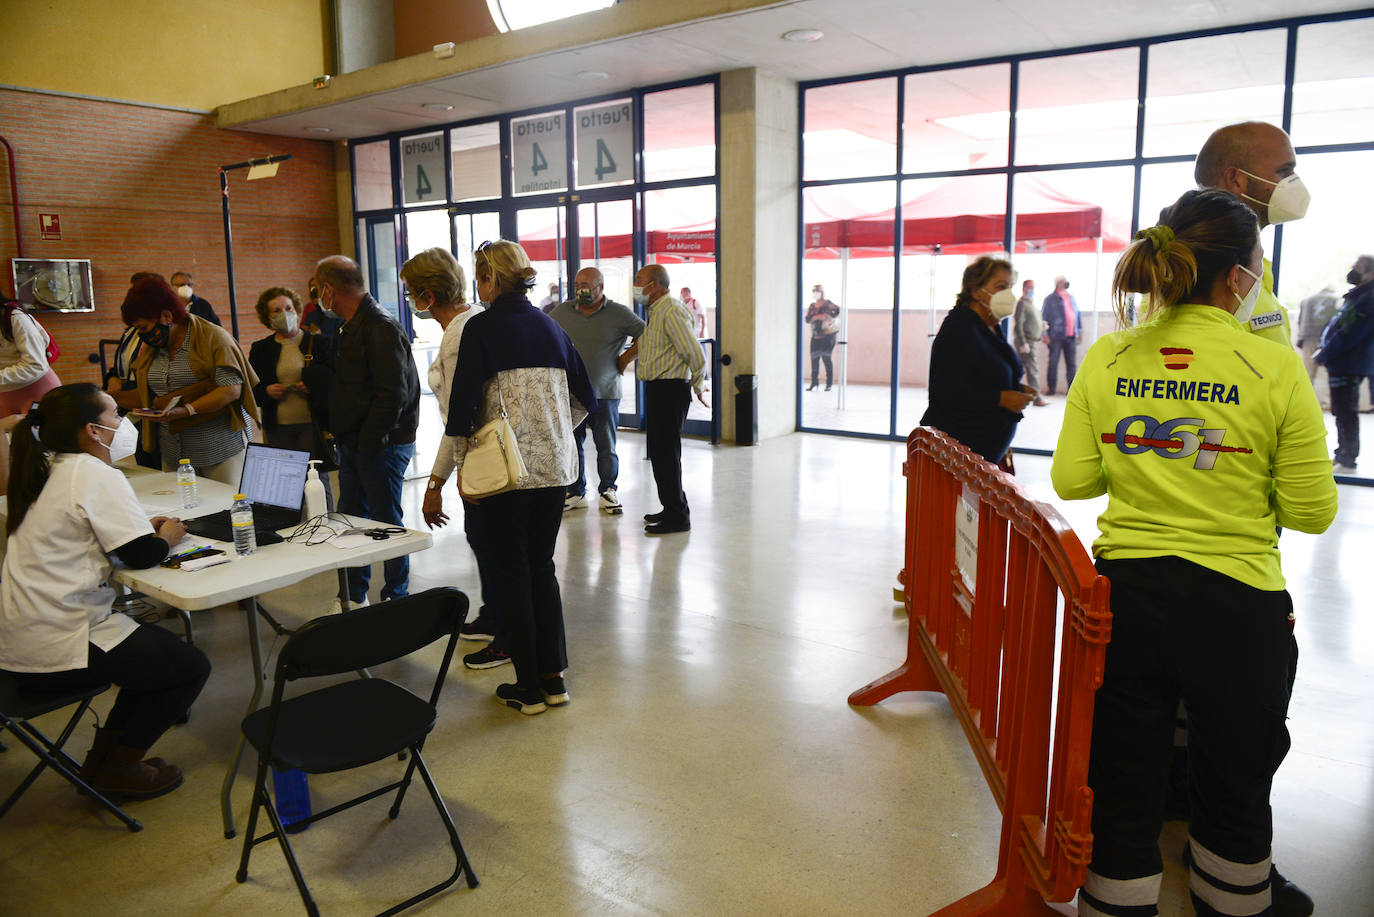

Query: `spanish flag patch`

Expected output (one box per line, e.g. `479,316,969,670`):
1160,347,1194,370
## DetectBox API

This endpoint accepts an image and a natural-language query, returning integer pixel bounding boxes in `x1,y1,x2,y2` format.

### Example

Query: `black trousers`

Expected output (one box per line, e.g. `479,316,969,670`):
477,487,568,690
644,379,691,524
1330,374,1361,467
1082,556,1292,916
462,496,506,651
8,623,211,750
809,334,837,387
1046,336,1078,394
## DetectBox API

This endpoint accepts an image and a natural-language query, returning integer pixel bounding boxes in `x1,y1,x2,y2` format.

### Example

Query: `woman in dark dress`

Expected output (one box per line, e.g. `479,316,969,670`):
920,255,1034,464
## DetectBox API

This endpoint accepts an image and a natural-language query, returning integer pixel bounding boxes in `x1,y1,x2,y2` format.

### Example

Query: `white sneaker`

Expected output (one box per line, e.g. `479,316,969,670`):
330,596,369,614
599,488,623,515
563,493,587,512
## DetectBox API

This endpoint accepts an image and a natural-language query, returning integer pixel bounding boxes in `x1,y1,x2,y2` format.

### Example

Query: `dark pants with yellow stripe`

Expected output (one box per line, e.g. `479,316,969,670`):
1080,556,1293,916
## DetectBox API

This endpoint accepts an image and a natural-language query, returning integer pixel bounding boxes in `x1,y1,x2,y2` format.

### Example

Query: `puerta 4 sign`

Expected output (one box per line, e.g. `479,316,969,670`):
512,113,568,194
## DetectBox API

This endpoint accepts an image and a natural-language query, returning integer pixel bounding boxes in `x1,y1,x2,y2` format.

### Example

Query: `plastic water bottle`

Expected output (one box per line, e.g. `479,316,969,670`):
271,767,312,833
177,458,199,509
230,493,256,556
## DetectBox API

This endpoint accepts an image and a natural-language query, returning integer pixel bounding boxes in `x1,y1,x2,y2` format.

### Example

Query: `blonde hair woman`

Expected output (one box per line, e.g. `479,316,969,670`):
1051,188,1336,915
444,240,596,714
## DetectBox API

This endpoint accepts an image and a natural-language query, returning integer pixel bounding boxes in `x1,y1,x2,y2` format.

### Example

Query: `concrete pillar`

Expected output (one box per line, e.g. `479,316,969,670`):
718,67,799,442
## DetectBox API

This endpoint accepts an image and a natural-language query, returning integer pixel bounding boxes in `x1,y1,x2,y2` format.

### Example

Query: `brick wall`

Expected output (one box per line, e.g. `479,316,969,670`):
0,88,340,385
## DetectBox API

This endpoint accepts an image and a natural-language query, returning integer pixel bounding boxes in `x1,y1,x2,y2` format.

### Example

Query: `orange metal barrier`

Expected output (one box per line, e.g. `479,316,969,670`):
850,427,1112,915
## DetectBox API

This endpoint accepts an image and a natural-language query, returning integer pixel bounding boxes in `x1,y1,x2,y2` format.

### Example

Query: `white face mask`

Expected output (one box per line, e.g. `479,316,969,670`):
1232,264,1263,323
987,289,1018,321
92,417,139,463
270,311,299,335
813,291,823,302
633,285,649,306
1238,169,1310,224
175,284,193,300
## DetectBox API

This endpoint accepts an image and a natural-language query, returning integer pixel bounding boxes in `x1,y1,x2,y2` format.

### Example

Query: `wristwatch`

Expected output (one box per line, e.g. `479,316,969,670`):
427,478,442,491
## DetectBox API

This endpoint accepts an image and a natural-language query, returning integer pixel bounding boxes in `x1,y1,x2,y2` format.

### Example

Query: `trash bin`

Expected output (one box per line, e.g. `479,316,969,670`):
734,374,758,445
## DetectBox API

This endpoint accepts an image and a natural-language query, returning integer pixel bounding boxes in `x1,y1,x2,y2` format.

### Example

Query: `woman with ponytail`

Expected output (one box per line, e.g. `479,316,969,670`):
1051,188,1336,916
0,383,210,801
920,254,1034,466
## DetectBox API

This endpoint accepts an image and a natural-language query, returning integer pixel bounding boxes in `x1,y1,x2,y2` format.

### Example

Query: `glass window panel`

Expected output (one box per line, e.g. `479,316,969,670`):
893,174,1008,433
573,98,635,190
1010,167,1133,451
452,211,502,305
516,207,568,306
645,186,717,425
1016,48,1139,165
399,131,445,206
1277,150,1374,478
357,217,400,322
353,140,393,211
510,110,569,196
644,83,716,182
804,78,897,181
577,199,638,416
449,122,501,202
801,181,895,434
1143,30,1286,158
403,210,452,349
903,64,1010,173
1293,19,1374,148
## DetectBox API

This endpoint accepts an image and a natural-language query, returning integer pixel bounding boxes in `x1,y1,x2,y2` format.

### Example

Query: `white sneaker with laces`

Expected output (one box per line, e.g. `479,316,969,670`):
599,488,623,515
563,493,587,512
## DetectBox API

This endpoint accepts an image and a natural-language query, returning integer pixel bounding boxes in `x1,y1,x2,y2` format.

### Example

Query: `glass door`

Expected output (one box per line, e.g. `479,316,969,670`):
575,197,638,424
358,216,402,323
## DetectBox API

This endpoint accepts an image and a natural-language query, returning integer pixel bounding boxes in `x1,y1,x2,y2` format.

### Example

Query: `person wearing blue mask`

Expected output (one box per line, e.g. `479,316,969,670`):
0,383,210,802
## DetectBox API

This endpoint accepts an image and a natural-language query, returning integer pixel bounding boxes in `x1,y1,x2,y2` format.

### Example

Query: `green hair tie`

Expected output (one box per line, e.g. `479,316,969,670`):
1134,225,1175,254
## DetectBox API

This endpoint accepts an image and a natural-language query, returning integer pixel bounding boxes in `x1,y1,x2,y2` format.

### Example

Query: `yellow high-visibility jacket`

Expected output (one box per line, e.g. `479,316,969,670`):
1051,303,1336,591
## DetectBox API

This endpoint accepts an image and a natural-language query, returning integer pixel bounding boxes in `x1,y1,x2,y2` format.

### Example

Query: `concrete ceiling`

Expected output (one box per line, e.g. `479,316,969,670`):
216,0,1372,140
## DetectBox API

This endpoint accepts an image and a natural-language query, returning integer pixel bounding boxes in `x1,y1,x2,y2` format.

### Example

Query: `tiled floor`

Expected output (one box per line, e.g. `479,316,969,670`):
0,431,1367,915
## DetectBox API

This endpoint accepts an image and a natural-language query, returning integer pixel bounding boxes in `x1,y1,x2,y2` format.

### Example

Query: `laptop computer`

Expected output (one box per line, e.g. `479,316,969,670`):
183,444,311,545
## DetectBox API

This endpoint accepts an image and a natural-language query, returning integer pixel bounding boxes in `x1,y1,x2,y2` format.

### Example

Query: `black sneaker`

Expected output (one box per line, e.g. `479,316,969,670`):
460,614,494,642
463,646,511,670
542,676,570,706
495,683,546,715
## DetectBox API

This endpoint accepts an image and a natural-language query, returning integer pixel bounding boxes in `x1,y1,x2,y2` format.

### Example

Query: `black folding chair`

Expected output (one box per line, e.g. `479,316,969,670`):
0,673,141,831
235,586,477,917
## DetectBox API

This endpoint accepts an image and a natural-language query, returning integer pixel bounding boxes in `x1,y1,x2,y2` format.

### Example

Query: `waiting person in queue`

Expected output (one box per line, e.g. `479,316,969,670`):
0,298,61,416
399,247,506,665
920,255,1033,467
445,240,595,715
1050,189,1336,917
247,286,334,456
314,255,421,606
805,284,840,392
637,263,707,534
114,276,260,485
0,384,211,800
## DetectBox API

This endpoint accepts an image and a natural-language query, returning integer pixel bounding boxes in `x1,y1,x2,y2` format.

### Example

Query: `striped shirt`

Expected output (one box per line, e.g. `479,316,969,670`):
636,295,705,393
149,347,248,468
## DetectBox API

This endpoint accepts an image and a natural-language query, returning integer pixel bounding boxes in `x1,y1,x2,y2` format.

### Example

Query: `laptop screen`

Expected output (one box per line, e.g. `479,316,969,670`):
237,444,310,510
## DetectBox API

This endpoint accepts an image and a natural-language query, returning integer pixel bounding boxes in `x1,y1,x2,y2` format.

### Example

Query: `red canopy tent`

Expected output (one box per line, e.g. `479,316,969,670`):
519,175,1129,262
803,174,1130,258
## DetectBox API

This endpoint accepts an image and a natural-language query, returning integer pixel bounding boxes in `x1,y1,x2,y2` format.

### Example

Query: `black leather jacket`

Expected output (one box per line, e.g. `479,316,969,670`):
328,295,420,452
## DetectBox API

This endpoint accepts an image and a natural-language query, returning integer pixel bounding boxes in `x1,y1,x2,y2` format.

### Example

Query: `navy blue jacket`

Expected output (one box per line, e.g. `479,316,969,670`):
446,293,597,437
1317,281,1374,377
920,305,1024,462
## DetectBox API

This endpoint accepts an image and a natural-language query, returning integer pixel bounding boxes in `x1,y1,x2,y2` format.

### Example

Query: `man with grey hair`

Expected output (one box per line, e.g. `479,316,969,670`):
170,270,221,326
634,262,706,535
313,255,420,606
551,266,645,515
1040,275,1079,395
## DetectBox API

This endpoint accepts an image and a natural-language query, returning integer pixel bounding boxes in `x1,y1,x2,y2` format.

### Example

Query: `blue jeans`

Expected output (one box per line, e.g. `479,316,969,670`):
337,441,415,602
569,398,620,496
